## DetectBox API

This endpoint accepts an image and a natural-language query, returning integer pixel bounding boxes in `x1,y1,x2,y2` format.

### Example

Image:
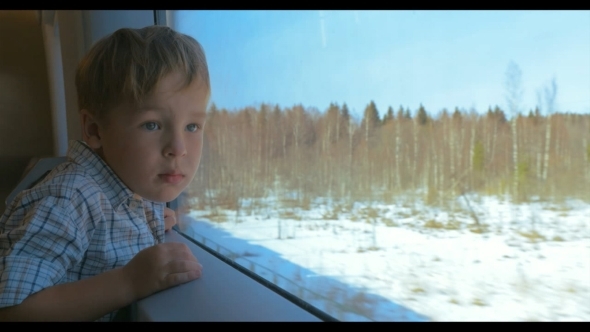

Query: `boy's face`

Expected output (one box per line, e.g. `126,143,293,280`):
82,71,209,203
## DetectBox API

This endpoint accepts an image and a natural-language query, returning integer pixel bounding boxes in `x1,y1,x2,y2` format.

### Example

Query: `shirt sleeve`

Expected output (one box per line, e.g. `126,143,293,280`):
0,195,89,308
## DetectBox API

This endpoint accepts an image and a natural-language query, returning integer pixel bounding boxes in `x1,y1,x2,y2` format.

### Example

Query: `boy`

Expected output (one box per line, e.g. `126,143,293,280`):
0,25,209,321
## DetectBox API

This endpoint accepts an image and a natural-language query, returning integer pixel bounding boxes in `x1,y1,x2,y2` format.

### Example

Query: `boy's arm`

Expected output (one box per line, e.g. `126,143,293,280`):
0,193,203,322
0,242,201,322
0,267,132,321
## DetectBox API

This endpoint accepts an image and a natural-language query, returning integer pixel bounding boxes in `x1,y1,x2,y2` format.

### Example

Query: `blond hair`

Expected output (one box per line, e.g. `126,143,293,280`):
75,25,210,123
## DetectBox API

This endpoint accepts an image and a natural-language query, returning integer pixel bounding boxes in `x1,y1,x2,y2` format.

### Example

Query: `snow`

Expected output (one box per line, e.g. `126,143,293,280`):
182,194,590,321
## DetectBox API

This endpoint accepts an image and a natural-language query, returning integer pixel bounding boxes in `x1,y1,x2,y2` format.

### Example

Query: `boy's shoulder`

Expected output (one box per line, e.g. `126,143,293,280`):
35,160,102,197
0,156,111,237
6,160,104,213
5,140,132,216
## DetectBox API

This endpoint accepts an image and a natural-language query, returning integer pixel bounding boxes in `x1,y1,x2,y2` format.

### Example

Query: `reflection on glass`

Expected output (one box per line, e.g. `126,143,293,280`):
173,10,590,321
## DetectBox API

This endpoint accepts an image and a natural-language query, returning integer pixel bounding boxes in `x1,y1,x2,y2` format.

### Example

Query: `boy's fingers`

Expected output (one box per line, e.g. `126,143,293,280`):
174,248,198,262
164,207,175,218
163,260,203,287
164,208,177,231
166,260,202,274
164,270,201,288
164,216,177,231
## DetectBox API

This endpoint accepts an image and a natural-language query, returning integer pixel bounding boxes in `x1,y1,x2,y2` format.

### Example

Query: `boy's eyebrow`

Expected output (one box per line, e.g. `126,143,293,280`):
134,107,207,117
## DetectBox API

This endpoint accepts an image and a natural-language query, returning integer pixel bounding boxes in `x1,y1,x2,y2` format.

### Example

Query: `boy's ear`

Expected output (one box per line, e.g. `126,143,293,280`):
80,109,103,149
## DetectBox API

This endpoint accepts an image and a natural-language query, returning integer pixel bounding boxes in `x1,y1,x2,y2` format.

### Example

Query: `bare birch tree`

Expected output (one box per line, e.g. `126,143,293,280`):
504,61,524,200
536,77,557,183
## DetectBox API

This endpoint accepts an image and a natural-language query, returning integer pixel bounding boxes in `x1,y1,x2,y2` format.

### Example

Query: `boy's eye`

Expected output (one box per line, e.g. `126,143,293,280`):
187,124,199,132
142,122,160,131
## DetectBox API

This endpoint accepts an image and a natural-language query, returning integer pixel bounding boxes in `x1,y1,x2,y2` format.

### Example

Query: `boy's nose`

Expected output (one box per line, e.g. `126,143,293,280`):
164,135,187,157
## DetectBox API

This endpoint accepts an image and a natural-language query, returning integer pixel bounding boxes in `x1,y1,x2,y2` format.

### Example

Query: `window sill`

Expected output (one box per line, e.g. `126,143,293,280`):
133,229,323,321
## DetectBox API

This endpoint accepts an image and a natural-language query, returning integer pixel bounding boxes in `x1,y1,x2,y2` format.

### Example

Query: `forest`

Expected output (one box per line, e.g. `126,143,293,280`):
187,99,590,211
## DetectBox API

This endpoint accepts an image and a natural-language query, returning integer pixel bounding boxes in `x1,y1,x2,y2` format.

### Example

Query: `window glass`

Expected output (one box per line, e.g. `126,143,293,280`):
172,10,590,321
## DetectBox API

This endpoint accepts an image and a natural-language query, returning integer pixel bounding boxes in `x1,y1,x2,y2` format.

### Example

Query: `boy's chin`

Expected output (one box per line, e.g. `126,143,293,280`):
143,190,184,203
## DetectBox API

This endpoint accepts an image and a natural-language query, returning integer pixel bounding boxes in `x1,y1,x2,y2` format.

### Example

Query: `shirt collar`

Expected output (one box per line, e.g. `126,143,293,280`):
66,140,136,211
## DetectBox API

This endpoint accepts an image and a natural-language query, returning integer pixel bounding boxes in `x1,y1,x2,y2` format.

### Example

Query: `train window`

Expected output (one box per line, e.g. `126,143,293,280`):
168,10,590,321
1,9,589,322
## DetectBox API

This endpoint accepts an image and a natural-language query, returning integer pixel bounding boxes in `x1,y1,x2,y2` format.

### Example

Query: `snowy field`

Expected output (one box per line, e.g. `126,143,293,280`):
181,194,590,321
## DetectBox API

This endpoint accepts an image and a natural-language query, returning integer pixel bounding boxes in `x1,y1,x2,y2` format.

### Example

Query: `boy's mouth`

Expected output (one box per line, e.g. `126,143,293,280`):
158,172,185,184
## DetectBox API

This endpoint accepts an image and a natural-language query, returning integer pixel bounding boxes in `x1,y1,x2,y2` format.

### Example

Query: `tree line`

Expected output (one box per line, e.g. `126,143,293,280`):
187,101,590,210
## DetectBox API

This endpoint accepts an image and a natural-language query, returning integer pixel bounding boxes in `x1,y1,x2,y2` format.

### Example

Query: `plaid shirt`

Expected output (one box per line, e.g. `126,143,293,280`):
0,140,166,321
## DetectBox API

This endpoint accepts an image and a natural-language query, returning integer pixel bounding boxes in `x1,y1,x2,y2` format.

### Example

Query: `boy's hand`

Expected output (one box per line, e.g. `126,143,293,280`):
164,207,176,232
122,242,202,301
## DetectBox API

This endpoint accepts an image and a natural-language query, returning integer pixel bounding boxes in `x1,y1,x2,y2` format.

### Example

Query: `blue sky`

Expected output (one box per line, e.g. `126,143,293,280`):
174,10,590,119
